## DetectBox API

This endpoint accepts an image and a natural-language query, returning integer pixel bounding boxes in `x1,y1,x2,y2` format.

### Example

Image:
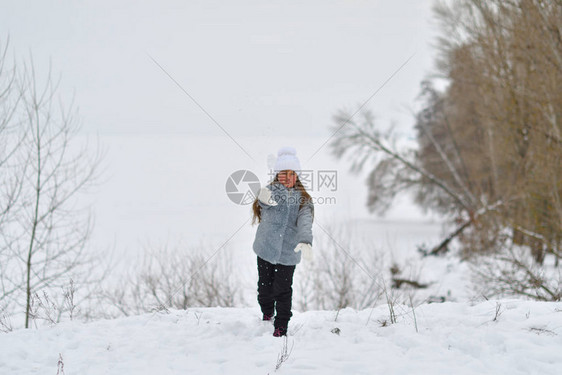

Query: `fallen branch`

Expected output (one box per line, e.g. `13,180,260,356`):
421,200,504,257
422,219,473,256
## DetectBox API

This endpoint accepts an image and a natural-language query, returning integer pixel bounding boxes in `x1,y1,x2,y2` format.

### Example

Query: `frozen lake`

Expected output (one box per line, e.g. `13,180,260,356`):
82,134,452,305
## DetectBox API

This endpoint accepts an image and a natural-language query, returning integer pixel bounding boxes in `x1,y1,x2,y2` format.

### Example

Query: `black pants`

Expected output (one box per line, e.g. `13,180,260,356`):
257,256,296,328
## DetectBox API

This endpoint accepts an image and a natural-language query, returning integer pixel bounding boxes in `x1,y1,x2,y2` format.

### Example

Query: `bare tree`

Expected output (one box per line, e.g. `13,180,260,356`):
0,38,26,308
0,40,102,327
329,108,502,256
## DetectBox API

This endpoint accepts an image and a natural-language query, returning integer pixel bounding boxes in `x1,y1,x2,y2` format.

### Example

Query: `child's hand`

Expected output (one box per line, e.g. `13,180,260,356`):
257,187,278,206
294,243,312,261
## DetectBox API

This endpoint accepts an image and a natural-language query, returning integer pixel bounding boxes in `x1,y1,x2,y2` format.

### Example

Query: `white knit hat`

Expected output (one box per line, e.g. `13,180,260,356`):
273,146,301,177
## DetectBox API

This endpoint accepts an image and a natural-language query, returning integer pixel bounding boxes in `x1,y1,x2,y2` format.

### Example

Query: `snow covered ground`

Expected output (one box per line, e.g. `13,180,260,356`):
2,301,562,374
4,135,560,373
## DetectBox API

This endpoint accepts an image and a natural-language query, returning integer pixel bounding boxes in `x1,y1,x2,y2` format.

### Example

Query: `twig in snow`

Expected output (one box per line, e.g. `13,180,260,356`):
409,294,419,333
194,311,202,325
56,353,65,375
493,302,503,322
334,308,341,322
528,327,557,336
275,337,294,372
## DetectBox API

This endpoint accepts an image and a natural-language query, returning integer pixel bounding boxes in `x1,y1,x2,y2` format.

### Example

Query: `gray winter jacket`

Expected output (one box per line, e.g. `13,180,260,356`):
253,182,314,266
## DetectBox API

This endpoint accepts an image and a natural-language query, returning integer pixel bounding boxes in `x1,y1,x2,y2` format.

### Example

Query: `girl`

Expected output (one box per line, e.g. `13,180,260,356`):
252,147,314,337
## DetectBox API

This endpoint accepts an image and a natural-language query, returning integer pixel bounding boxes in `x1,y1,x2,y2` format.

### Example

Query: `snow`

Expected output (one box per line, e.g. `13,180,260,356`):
2,0,557,370
2,301,562,374
3,134,559,373
84,134,448,301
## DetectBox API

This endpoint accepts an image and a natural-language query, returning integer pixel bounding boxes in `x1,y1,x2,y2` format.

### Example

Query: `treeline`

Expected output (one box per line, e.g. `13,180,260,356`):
330,0,561,300
416,0,561,261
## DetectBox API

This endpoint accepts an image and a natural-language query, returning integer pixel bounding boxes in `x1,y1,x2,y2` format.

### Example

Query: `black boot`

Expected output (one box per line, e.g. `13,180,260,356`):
273,326,287,337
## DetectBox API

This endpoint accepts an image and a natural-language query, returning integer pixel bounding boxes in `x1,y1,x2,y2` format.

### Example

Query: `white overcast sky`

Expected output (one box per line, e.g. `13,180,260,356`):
1,0,439,137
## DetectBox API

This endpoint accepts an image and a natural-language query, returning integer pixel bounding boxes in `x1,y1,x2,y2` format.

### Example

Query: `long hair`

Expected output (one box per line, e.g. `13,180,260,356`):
251,173,313,225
